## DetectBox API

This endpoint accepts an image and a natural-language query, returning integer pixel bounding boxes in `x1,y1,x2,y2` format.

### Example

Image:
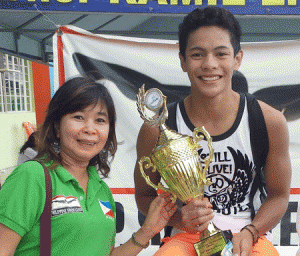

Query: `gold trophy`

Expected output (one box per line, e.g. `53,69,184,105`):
137,85,232,256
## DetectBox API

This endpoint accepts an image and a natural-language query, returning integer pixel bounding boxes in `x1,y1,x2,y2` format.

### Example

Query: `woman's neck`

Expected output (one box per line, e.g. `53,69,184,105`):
60,152,89,179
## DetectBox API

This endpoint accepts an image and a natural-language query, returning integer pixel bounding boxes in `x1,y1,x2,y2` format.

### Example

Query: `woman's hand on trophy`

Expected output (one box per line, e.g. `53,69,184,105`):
181,198,214,233
231,229,254,256
140,193,177,239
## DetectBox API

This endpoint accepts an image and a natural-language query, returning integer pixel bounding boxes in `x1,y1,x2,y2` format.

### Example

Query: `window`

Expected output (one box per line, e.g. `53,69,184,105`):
0,54,33,113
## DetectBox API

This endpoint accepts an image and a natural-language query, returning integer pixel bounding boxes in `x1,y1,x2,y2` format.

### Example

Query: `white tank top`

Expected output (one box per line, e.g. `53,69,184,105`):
175,94,255,233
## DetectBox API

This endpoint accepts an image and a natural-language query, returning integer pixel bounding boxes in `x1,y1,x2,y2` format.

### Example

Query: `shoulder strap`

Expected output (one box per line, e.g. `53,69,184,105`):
34,160,52,255
244,93,269,220
165,101,179,132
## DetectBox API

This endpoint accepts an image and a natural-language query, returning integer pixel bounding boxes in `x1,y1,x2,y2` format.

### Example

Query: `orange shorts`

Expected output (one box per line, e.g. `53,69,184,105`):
153,232,279,256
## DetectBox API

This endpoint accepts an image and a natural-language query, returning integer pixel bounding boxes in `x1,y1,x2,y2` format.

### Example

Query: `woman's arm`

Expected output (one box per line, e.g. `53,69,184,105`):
0,161,48,255
110,193,177,256
0,223,21,256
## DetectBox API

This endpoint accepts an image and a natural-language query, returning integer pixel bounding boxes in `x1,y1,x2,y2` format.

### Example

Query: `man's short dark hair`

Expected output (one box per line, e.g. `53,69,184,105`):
178,6,242,58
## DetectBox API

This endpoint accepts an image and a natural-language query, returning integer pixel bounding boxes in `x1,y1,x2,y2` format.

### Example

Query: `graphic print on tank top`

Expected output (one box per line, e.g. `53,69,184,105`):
200,146,254,215
177,94,255,217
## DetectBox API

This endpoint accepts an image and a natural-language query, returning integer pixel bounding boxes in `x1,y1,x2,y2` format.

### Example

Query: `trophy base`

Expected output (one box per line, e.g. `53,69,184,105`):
193,230,233,256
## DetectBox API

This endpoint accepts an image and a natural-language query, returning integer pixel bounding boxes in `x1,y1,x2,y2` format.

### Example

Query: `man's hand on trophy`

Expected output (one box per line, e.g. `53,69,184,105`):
181,197,214,233
231,229,254,256
140,192,177,239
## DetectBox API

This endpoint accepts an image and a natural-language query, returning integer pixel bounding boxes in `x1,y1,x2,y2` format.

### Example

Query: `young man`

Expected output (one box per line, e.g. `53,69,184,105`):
134,6,291,256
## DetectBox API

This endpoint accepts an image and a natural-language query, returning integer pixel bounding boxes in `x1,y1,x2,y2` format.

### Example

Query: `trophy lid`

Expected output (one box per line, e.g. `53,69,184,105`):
136,85,190,150
155,124,185,149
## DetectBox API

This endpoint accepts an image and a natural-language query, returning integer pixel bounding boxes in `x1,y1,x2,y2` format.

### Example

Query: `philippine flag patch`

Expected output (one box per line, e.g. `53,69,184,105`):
99,201,114,219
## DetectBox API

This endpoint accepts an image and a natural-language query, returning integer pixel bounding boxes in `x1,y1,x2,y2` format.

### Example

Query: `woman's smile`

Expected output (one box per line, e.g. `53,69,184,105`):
56,102,110,164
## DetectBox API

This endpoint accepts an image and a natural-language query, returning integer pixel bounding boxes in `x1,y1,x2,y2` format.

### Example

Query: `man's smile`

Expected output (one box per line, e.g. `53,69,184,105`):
199,75,222,81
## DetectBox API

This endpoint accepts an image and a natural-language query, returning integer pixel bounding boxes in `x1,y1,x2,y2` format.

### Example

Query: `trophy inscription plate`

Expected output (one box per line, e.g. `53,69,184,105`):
194,230,232,256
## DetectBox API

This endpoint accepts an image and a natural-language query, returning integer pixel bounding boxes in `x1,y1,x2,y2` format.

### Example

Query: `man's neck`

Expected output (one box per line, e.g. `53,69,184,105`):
184,90,240,136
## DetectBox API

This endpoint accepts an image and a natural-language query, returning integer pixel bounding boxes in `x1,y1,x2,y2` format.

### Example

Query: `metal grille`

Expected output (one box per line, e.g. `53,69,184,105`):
0,54,32,113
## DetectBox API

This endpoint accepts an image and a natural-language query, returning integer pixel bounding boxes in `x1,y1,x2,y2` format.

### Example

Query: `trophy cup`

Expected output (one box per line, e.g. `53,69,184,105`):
137,85,232,256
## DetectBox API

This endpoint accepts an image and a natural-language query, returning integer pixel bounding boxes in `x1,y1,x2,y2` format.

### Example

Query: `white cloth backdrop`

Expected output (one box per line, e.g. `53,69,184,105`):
53,25,300,255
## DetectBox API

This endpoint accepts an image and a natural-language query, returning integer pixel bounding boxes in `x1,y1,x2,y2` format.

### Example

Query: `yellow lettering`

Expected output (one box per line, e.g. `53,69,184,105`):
26,0,88,3
110,0,119,3
158,0,168,4
262,0,284,5
288,0,297,5
171,0,202,5
208,0,217,4
223,0,245,5
126,0,148,4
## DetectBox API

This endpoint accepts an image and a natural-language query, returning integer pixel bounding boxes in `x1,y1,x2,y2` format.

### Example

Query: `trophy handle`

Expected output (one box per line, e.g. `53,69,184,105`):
193,126,214,184
138,156,177,201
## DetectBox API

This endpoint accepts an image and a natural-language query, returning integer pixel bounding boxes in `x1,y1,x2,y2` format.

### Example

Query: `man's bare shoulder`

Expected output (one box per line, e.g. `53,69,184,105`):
257,99,290,156
257,100,287,129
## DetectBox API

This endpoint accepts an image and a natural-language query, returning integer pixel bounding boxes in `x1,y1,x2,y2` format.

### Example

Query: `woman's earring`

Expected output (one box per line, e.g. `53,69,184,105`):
53,141,61,154
100,149,107,161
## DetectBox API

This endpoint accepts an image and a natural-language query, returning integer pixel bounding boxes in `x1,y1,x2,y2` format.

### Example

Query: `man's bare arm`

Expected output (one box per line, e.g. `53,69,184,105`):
232,100,292,256
252,101,292,235
134,123,161,216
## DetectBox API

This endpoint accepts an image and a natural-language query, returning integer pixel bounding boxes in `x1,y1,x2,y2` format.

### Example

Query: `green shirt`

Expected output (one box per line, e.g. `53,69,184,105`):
0,161,116,256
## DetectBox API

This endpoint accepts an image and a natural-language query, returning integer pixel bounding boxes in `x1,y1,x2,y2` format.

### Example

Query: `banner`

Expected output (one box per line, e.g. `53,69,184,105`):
1,0,300,14
53,25,300,254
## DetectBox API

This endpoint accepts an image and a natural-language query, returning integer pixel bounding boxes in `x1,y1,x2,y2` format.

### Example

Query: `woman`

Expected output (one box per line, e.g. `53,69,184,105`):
17,131,38,165
0,77,176,256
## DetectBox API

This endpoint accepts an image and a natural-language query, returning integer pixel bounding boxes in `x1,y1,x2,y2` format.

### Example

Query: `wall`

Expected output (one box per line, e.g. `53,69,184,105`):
0,112,36,170
0,57,52,173
32,61,51,126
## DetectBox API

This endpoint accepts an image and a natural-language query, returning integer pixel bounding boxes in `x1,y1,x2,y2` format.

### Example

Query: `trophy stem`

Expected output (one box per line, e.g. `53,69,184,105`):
200,221,219,240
